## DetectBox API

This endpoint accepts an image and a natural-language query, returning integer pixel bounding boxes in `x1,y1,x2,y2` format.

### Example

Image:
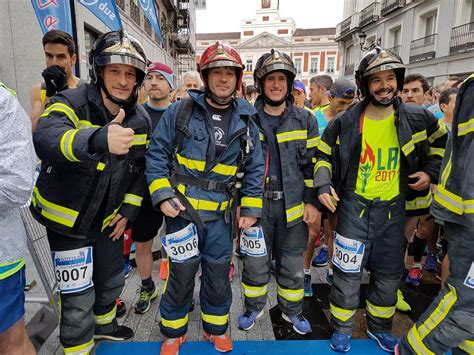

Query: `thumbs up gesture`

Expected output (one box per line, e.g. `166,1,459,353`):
107,109,134,155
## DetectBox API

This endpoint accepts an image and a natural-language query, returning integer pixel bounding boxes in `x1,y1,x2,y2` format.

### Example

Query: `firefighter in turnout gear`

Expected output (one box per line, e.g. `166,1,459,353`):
145,41,264,355
397,74,474,355
31,31,151,354
237,49,320,335
315,47,447,353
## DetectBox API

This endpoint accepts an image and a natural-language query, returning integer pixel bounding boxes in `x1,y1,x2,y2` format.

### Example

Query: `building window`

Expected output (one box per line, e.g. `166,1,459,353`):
278,29,288,34
246,60,253,72
115,0,125,11
424,12,437,37
144,16,152,36
310,58,319,73
130,1,141,26
244,31,254,36
263,16,269,21
294,58,302,74
84,27,100,80
327,57,335,73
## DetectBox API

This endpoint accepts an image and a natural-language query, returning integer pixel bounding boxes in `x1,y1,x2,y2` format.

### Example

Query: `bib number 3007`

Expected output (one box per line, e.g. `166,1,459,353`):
162,223,199,262
333,232,365,273
240,226,266,257
53,247,94,294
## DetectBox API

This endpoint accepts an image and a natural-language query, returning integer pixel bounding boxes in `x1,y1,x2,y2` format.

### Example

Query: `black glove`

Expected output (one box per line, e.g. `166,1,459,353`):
42,65,68,97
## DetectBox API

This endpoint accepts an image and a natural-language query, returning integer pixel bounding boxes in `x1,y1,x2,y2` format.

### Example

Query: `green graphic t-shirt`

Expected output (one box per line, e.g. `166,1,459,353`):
355,113,400,201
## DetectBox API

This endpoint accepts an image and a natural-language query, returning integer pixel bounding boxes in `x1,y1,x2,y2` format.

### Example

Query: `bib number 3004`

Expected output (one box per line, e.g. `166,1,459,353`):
333,232,365,273
53,247,94,294
240,226,266,257
162,223,199,262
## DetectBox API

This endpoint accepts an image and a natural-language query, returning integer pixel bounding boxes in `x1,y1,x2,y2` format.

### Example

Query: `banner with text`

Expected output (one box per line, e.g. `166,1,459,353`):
31,0,73,35
138,0,163,44
78,0,123,31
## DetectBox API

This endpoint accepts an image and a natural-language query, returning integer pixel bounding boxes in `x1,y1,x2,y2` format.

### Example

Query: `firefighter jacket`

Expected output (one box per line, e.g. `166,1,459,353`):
31,83,151,238
254,97,320,227
432,74,474,228
314,97,448,199
145,90,264,222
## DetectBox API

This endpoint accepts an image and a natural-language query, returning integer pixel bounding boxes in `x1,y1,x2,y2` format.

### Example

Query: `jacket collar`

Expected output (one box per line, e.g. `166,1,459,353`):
254,96,295,121
188,89,257,118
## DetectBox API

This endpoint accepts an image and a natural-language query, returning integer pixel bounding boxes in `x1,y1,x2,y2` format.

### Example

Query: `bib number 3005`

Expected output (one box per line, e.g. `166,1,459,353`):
333,232,365,273
52,247,94,294
162,223,199,262
240,226,267,257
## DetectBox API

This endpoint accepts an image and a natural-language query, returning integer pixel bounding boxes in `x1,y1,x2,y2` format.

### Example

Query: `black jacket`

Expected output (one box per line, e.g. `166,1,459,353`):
31,83,151,238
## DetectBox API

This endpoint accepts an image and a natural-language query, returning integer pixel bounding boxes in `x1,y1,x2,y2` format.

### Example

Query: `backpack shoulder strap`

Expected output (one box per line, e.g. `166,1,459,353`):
173,97,196,155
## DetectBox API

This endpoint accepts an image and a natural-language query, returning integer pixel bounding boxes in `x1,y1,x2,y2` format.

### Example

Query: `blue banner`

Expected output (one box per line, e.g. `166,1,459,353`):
138,0,163,44
31,0,73,35
77,0,123,31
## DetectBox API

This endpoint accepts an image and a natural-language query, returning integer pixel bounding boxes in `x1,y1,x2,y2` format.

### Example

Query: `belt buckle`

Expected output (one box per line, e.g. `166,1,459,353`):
207,180,218,191
273,191,284,200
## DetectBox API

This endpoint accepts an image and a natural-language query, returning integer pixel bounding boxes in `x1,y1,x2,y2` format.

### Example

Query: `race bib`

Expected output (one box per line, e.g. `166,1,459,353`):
240,226,267,257
162,223,199,262
333,232,365,273
52,247,94,294
463,262,474,289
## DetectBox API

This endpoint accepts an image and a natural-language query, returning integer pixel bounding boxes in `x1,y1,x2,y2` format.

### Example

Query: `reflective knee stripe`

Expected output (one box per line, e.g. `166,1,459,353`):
306,136,320,149
405,191,433,211
102,206,121,231
60,129,81,162
277,285,303,302
330,303,356,322
201,312,229,326
132,134,147,146
42,103,80,128
149,178,172,195
304,179,314,188
123,193,143,207
318,141,332,155
241,282,268,298
366,300,396,319
407,326,435,355
459,340,474,353
241,196,262,209
276,129,307,144
63,339,95,354
286,202,305,223
32,187,79,228
418,284,457,339
314,160,332,175
458,118,474,137
95,305,117,325
161,313,189,329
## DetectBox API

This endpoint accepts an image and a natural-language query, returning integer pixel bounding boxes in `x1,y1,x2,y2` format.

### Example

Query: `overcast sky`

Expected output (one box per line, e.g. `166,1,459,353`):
196,0,344,33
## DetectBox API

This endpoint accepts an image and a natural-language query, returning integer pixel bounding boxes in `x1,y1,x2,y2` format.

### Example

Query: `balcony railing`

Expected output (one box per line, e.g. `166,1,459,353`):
381,0,405,17
360,2,380,28
344,63,355,76
130,1,141,26
410,34,437,63
450,22,474,54
336,13,360,40
144,16,152,36
115,0,125,11
388,45,402,56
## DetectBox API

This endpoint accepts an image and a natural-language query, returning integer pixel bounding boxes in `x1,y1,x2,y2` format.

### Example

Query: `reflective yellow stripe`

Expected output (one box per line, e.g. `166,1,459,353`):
330,303,356,322
186,196,228,211
0,259,25,280
211,163,237,176
32,187,79,228
428,124,447,143
60,129,81,162
286,202,304,223
95,305,116,325
366,300,396,319
439,154,452,188
306,136,321,149
259,132,265,141
458,118,474,137
405,190,433,211
276,129,307,143
132,134,148,146
0,83,17,96
318,140,332,155
412,129,427,143
407,326,435,355
459,340,474,353
464,199,474,214
42,103,80,128
64,339,94,354
149,178,172,195
418,284,457,339
241,196,262,209
304,179,314,188
79,120,101,128
97,162,105,171
428,147,445,158
402,141,415,156
241,283,268,298
161,314,189,329
102,206,121,231
434,185,464,215
123,193,143,207
176,153,206,171
314,160,332,175
201,312,229,326
277,285,303,301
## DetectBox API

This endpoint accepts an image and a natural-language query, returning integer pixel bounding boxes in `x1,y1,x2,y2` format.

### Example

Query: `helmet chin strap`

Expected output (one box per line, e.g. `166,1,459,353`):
98,77,138,114
263,94,286,107
205,89,235,107
368,89,398,108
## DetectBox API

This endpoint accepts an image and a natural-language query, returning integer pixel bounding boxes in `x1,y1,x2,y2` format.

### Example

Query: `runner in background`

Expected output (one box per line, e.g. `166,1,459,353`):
309,75,333,113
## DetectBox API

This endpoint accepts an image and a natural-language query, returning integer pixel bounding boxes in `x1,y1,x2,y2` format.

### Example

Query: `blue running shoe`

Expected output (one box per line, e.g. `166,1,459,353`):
124,261,133,279
312,246,328,267
238,309,263,331
423,253,437,272
405,267,422,286
304,274,313,297
282,313,312,335
367,330,398,353
330,333,351,352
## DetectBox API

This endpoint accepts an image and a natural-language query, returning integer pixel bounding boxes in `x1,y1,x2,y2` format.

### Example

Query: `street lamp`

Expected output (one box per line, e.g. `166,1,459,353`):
359,31,381,51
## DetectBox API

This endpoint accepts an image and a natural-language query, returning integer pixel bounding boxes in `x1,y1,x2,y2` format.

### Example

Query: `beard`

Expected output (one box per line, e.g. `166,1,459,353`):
148,90,168,101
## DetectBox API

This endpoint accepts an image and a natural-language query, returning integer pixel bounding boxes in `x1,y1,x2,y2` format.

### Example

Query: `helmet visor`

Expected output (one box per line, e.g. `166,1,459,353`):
256,62,296,79
95,54,147,73
200,60,243,71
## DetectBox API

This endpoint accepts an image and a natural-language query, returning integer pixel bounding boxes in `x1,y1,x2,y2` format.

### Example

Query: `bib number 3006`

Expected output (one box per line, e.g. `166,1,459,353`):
162,223,199,262
53,247,94,294
333,232,365,273
240,226,266,257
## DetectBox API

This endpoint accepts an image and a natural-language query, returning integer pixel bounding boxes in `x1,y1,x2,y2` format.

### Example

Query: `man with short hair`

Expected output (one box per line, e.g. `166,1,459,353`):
31,31,151,353
401,73,430,106
181,70,201,90
316,47,447,353
30,30,82,130
292,80,311,112
309,75,333,111
439,87,458,132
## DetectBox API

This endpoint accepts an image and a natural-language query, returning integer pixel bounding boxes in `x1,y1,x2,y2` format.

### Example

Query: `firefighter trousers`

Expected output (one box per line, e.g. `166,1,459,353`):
159,216,233,338
241,199,308,316
399,222,474,354
329,191,405,334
